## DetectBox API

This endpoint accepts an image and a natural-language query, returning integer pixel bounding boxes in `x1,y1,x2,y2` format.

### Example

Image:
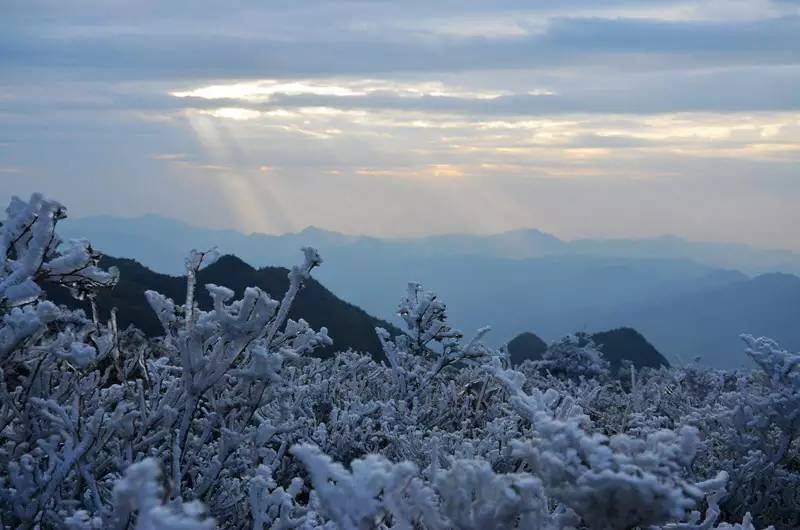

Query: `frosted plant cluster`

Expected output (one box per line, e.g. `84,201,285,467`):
0,194,797,529
530,334,610,380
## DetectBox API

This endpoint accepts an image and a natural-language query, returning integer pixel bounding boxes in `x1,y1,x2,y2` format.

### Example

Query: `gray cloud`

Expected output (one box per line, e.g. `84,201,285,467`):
2,12,798,80
4,64,798,118
1,0,799,249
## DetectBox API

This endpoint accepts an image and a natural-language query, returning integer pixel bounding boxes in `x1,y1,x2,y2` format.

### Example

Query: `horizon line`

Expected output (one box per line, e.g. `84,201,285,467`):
66,211,800,255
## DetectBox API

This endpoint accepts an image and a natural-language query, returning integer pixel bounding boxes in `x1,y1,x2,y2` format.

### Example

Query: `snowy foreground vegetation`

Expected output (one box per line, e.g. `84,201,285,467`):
1,195,799,529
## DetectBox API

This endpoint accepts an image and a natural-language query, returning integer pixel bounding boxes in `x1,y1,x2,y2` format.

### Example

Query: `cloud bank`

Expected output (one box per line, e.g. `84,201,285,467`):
0,0,798,249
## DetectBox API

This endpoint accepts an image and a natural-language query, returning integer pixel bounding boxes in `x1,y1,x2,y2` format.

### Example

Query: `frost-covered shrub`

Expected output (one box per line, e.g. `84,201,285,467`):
488,359,709,528
292,442,559,530
377,281,495,382
679,336,800,528
0,195,332,527
536,333,610,380
66,458,215,530
0,194,793,528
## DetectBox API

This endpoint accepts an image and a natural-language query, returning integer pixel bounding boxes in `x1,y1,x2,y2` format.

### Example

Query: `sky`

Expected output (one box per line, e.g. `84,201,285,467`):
1,0,799,250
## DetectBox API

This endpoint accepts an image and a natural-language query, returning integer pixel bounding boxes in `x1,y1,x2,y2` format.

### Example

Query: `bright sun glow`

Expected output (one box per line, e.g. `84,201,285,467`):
201,107,263,120
170,78,515,102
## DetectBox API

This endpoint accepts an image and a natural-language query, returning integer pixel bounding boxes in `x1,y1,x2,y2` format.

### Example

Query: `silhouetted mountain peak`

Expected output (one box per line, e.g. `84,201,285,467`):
298,225,337,236
507,327,669,371
502,227,561,241
46,253,400,359
507,332,548,366
591,327,669,371
100,255,145,269
653,234,684,242
205,254,256,274
751,272,800,286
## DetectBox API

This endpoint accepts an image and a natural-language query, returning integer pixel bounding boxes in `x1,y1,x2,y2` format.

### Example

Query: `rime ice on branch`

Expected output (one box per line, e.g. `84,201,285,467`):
0,193,793,529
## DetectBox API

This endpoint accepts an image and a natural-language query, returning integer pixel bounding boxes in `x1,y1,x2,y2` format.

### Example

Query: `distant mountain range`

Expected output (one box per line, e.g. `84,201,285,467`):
62,215,800,276
60,215,800,368
45,255,401,359
43,254,673,371
602,272,800,367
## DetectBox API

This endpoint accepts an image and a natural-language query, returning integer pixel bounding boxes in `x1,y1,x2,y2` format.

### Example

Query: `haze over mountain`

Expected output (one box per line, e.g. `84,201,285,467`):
64,214,800,277
61,214,800,368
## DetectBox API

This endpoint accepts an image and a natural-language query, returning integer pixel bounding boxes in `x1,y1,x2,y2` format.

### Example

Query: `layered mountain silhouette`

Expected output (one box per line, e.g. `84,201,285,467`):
606,273,800,367
44,255,400,359
59,215,800,368
507,328,670,371
62,214,800,276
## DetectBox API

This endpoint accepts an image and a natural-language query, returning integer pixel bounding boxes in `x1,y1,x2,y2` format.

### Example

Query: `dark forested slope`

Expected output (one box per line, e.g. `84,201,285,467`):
45,255,401,358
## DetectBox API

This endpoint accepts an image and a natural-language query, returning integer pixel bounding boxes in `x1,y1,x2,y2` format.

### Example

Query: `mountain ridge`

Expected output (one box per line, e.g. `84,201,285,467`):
58,215,800,367
63,213,800,276
44,254,402,360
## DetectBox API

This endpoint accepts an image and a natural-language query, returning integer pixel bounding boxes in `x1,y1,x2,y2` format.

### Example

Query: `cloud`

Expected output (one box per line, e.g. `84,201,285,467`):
1,0,799,249
542,15,800,53
3,64,798,121
150,153,188,161
2,11,798,81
